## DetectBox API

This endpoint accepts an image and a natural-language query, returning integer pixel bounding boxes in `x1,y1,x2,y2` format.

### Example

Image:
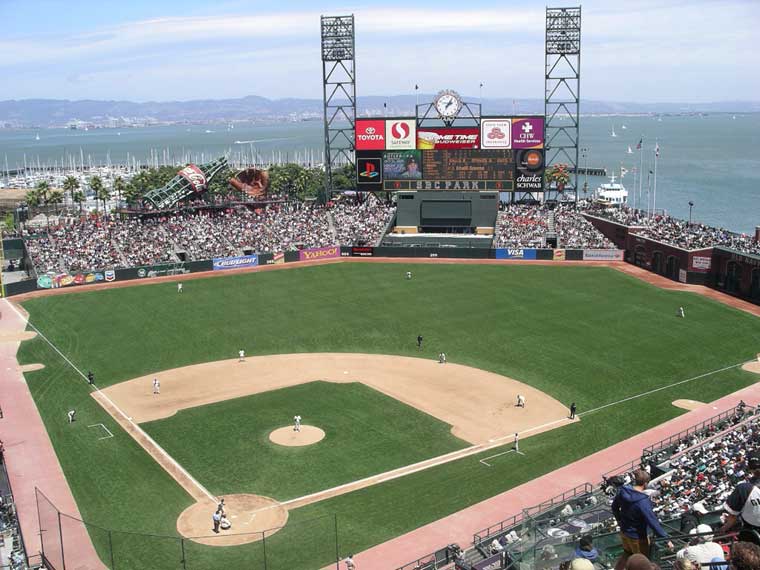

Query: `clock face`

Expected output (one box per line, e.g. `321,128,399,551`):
434,90,462,118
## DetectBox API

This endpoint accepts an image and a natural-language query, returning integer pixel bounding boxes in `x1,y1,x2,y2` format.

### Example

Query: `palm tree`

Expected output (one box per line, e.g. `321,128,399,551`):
89,176,104,213
112,176,126,209
48,190,64,214
62,175,80,209
72,190,85,214
96,184,111,213
25,188,41,208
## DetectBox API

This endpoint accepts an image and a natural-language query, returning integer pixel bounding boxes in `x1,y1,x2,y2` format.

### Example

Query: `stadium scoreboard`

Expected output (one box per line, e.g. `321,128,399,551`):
355,117,544,192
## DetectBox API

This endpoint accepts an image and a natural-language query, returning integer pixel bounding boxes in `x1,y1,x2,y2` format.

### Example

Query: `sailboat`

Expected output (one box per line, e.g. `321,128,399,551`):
621,125,627,130
35,133,40,141
611,125,617,138
627,146,633,154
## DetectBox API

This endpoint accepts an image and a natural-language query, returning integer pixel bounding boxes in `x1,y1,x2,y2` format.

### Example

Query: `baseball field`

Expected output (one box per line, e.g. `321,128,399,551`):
15,261,760,569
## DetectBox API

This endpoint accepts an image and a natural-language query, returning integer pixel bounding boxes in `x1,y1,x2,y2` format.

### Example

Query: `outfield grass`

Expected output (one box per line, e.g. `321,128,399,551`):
17,263,760,570
142,381,468,500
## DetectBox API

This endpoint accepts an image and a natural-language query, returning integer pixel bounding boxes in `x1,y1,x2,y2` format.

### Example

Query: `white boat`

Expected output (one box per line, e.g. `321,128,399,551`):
611,125,617,137
627,146,633,154
35,133,40,141
596,173,628,205
621,124,627,129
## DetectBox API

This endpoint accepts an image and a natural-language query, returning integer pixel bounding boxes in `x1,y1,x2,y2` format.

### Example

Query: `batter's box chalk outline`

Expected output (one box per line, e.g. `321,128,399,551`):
479,448,524,467
87,423,114,440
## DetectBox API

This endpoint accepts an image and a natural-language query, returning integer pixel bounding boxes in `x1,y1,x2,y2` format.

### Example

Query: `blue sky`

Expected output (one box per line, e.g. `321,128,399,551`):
1,0,755,103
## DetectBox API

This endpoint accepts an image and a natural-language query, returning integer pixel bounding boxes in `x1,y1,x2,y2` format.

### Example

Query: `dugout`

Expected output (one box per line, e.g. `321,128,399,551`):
387,191,498,247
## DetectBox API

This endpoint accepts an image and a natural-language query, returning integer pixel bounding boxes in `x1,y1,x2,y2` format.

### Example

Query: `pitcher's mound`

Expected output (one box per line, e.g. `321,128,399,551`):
269,425,325,447
177,493,288,546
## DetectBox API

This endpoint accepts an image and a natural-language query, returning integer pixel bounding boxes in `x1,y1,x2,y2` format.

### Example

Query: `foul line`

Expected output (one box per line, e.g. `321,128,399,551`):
479,449,524,467
3,299,217,503
578,361,747,418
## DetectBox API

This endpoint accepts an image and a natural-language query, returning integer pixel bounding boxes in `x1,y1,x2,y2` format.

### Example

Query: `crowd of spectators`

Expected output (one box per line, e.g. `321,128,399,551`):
494,204,614,249
332,195,396,246
23,200,397,273
583,204,760,256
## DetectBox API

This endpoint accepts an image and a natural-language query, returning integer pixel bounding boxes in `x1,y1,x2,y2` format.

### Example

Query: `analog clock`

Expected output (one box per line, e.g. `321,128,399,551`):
433,89,463,119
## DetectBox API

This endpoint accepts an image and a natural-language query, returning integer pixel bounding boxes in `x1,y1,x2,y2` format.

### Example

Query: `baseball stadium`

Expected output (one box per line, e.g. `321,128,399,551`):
1,8,760,570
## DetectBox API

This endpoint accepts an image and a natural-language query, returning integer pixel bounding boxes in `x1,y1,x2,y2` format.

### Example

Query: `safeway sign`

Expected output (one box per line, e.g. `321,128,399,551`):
385,119,416,150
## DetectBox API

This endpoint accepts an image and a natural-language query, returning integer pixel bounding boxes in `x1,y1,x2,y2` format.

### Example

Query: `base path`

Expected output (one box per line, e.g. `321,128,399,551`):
99,353,572,445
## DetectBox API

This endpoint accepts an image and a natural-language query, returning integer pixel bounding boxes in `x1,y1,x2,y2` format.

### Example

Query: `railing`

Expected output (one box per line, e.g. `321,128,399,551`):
641,403,754,461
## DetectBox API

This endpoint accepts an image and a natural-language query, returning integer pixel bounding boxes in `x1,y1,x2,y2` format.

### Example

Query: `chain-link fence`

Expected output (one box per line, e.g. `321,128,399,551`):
35,489,341,570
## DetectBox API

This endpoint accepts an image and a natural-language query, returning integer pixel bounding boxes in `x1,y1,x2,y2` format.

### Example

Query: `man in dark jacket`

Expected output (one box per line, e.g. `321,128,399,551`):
612,469,673,570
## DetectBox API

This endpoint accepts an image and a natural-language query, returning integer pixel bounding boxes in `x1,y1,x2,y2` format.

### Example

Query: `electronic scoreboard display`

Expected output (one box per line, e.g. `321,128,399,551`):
355,116,544,192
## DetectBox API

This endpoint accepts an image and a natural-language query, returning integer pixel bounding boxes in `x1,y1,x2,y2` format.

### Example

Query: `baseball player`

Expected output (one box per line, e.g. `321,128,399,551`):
438,352,447,364
153,378,160,395
569,402,577,419
405,271,412,280
87,370,95,385
513,432,520,452
238,349,245,362
344,555,356,570
67,409,76,423
678,306,685,318
178,282,183,293
417,335,423,350
293,415,302,432
516,394,526,408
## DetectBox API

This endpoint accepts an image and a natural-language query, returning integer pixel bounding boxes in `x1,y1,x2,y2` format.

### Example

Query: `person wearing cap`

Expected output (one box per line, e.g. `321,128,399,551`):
680,501,708,534
720,453,760,534
612,469,673,570
569,558,594,570
676,524,724,567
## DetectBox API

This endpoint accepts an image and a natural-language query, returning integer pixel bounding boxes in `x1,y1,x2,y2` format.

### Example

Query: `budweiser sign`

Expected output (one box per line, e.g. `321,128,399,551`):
416,128,480,150
178,164,207,192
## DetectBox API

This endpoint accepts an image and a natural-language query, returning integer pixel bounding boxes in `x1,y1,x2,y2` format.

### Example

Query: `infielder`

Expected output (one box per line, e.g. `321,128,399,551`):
238,349,245,362
293,415,302,432
153,378,160,395
516,394,526,408
67,410,76,423
417,335,423,350
438,352,447,364
569,402,577,420
513,432,520,452
178,282,183,293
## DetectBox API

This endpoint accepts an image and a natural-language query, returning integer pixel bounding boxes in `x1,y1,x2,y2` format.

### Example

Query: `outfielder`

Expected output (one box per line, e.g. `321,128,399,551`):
293,415,302,432
178,282,183,293
406,271,412,280
67,410,76,423
238,349,245,362
678,306,685,318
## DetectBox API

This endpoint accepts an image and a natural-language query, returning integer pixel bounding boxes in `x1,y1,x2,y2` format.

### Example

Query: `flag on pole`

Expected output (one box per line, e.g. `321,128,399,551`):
415,84,419,90
655,143,660,158
636,138,642,150
479,82,483,88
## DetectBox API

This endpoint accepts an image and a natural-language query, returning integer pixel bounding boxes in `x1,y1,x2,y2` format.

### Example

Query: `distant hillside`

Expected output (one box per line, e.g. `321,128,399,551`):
0,95,758,127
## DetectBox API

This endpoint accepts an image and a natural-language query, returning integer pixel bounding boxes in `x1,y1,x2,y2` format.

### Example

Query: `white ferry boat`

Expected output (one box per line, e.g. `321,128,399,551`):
596,173,628,205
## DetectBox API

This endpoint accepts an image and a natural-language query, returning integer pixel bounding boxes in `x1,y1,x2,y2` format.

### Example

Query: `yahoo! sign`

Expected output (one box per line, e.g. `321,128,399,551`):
298,246,340,261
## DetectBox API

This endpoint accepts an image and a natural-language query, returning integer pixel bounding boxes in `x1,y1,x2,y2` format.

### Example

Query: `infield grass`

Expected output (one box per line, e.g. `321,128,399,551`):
17,262,760,570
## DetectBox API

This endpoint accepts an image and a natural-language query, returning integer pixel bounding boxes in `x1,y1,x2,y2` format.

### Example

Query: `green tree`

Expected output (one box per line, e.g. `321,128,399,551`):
24,188,41,208
545,164,570,192
47,190,64,213
112,176,126,208
72,190,85,213
62,175,80,208
89,176,108,213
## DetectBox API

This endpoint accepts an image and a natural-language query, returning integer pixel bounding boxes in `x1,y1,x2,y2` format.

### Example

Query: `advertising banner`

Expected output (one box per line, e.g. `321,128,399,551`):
480,119,512,149
416,127,479,150
691,256,712,271
514,172,543,192
512,117,544,149
355,119,386,150
679,269,688,283
177,164,207,192
37,270,111,289
212,254,258,271
583,249,624,261
516,149,545,172
495,248,537,260
356,152,383,190
351,246,374,257
385,119,416,150
298,245,340,262
383,150,422,180
553,249,566,261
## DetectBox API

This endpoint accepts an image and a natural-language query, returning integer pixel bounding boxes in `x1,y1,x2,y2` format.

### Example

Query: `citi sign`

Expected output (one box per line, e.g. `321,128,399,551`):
385,119,416,150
